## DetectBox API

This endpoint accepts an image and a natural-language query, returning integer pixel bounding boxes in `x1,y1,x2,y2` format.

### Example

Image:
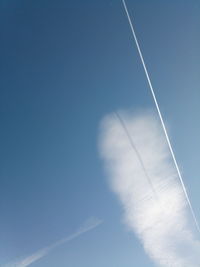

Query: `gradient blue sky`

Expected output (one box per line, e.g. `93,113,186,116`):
0,0,200,266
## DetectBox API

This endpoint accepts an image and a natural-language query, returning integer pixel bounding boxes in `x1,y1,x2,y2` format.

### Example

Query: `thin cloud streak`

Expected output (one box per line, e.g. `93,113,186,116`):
99,110,200,267
121,0,200,233
6,217,102,267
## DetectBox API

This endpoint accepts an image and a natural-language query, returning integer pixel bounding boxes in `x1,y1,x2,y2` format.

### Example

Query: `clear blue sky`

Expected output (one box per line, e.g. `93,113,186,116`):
0,0,200,266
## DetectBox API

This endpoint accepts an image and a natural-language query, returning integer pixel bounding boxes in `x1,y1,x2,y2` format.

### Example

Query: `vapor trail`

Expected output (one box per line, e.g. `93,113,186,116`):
121,0,200,233
5,218,102,267
115,112,158,199
99,110,200,266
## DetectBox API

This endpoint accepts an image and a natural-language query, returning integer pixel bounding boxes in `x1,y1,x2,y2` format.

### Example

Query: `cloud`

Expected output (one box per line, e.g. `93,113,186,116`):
99,110,200,267
5,217,102,267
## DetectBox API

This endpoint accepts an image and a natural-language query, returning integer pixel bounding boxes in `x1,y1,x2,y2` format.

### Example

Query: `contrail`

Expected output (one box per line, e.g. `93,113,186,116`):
5,218,102,267
121,0,200,233
99,111,200,266
115,112,158,199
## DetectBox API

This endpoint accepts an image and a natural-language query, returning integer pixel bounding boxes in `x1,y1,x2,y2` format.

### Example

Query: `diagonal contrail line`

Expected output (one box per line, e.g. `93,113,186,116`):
121,0,200,233
115,112,158,200
5,218,103,267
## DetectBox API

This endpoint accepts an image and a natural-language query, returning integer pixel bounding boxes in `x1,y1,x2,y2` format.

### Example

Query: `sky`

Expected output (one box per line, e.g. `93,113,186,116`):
0,0,200,266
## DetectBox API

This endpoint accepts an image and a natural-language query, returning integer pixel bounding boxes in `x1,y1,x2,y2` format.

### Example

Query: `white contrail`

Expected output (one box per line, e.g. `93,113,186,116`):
5,218,102,267
99,110,200,266
115,111,158,199
121,0,200,233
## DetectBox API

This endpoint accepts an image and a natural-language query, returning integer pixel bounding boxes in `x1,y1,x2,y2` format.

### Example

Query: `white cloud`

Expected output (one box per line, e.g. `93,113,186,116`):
99,110,200,267
5,217,102,267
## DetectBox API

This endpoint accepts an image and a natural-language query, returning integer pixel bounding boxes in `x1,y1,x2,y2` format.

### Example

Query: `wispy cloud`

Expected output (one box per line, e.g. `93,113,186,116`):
5,217,102,267
99,110,200,267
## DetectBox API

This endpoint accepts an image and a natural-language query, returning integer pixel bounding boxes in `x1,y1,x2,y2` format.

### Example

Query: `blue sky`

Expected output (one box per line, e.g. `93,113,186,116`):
0,0,200,266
